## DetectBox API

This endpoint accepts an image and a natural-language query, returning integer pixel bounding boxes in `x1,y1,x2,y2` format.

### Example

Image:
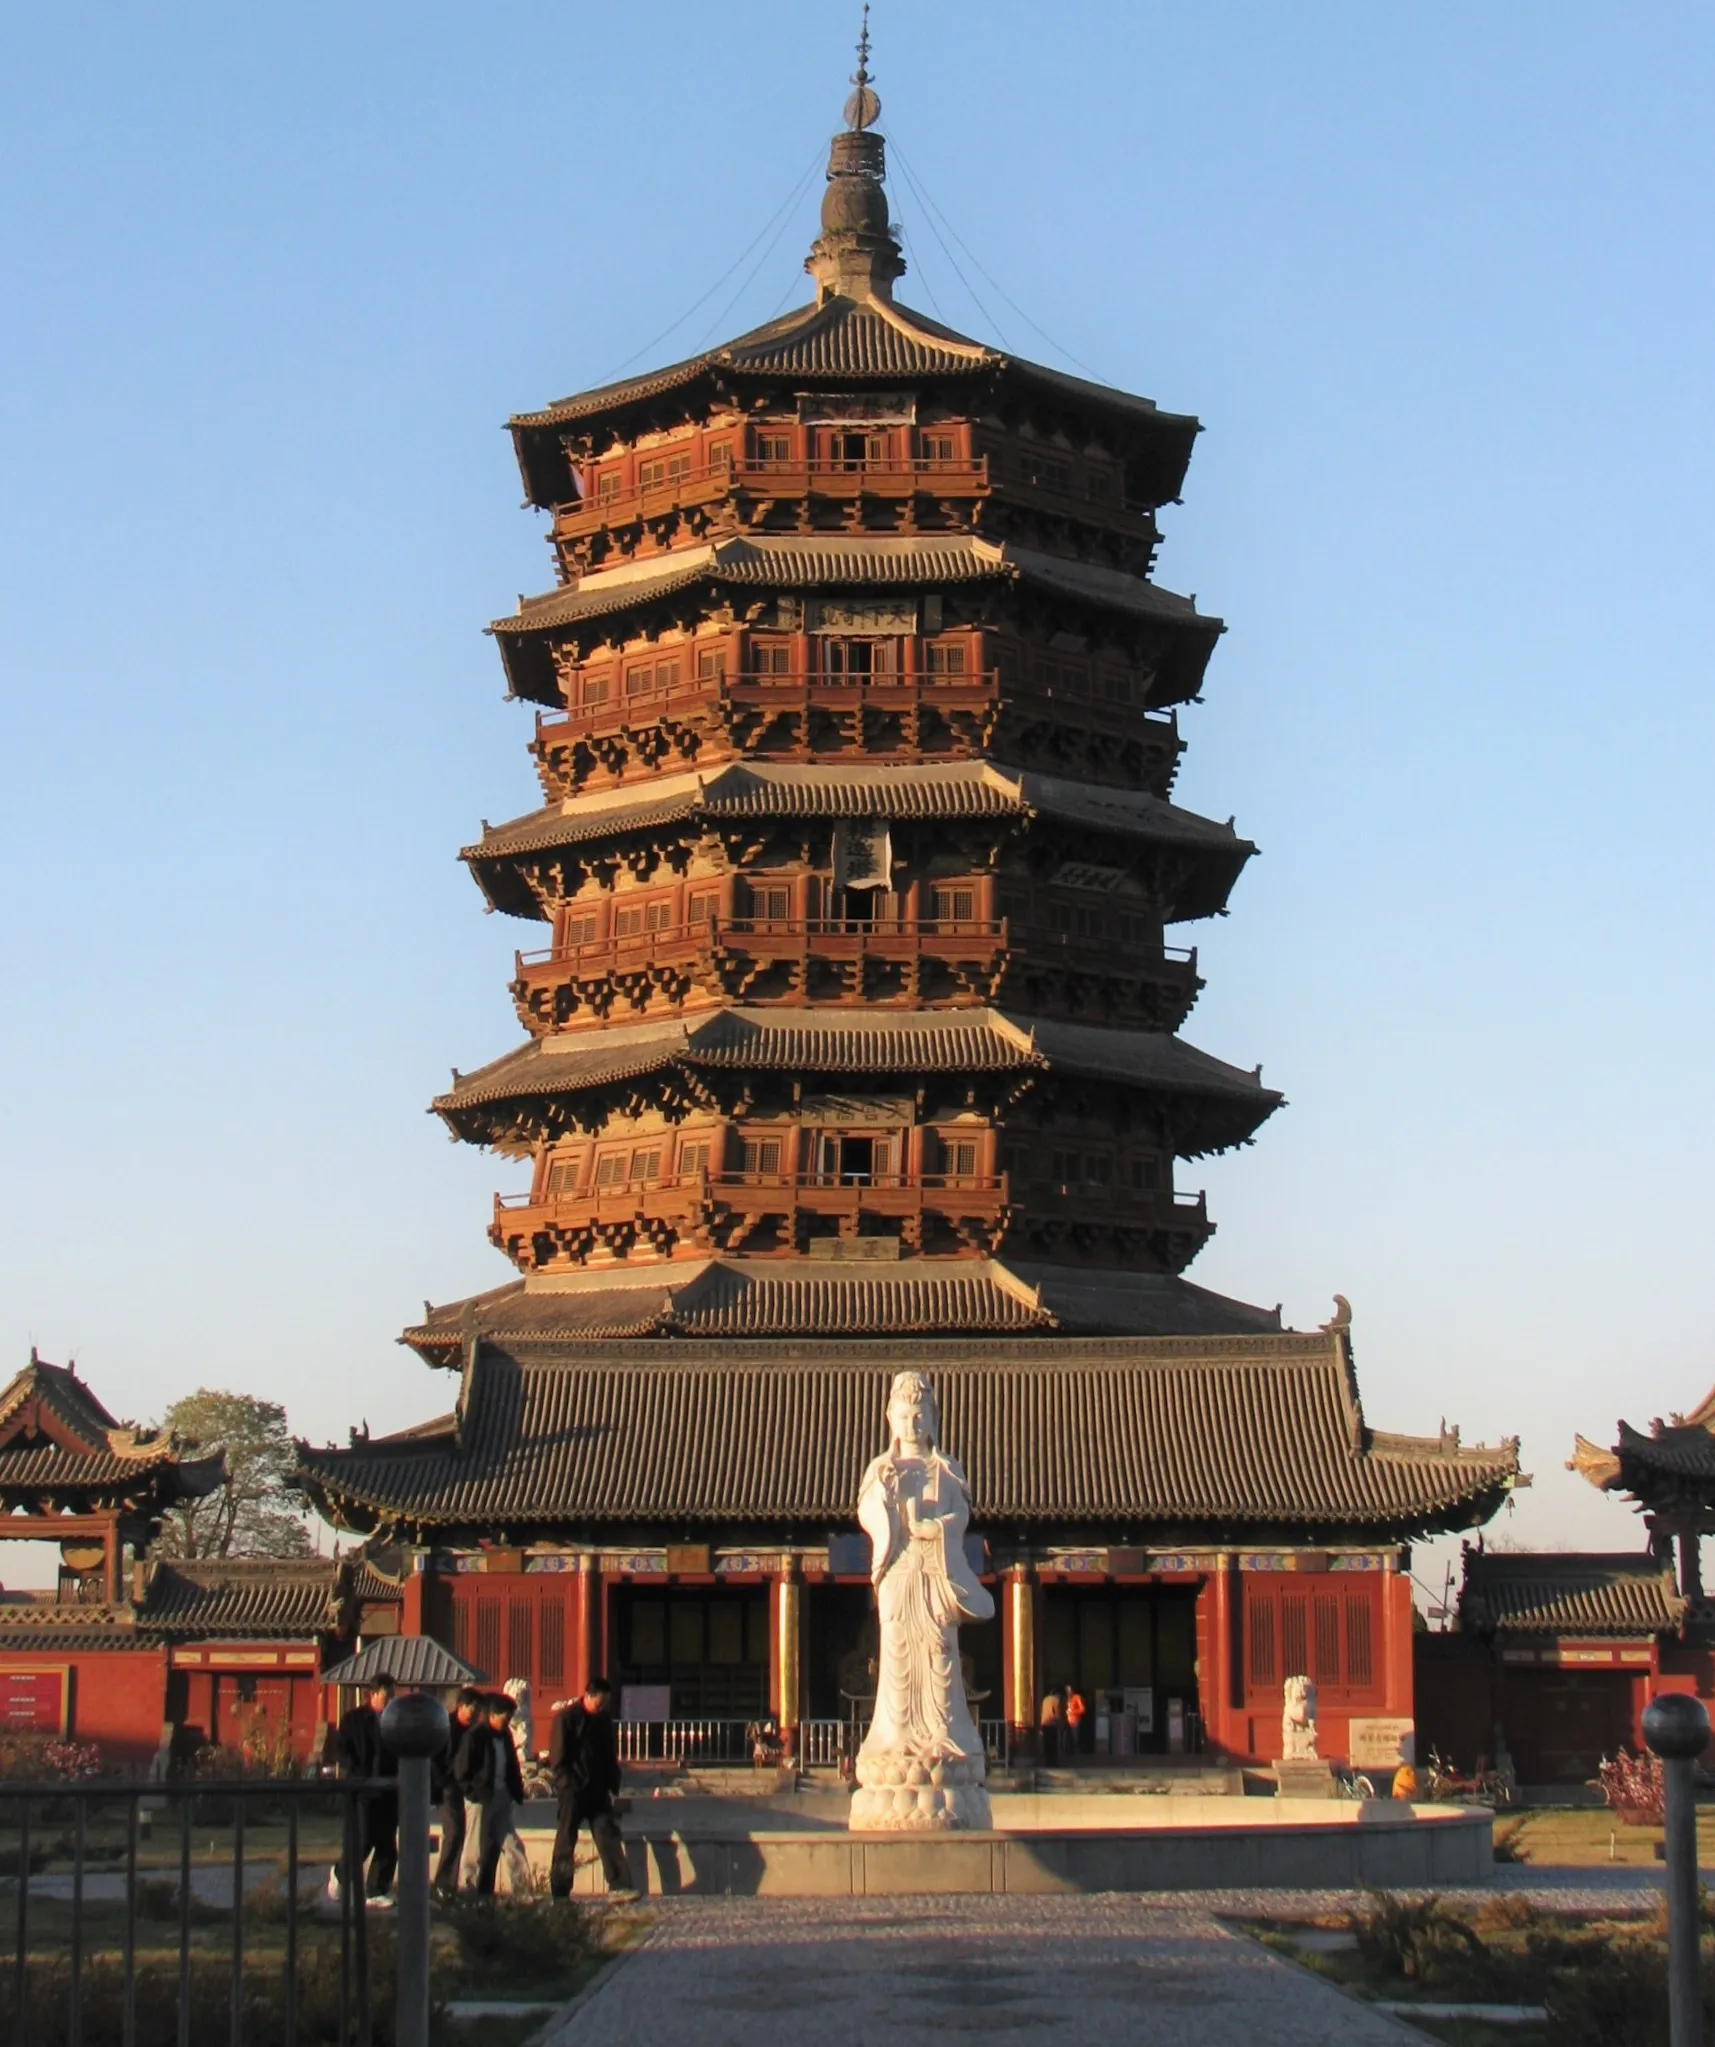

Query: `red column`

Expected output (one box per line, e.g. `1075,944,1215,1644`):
573,1555,599,1696
1382,1557,1415,1720
401,1556,427,1640
1203,1556,1236,1758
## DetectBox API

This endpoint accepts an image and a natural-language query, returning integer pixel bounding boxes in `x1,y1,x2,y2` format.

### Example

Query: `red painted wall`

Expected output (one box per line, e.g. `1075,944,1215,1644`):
0,1650,170,1763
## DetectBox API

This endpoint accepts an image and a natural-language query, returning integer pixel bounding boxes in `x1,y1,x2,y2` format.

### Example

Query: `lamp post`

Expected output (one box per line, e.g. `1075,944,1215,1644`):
381,1692,450,2047
1644,1691,1710,2047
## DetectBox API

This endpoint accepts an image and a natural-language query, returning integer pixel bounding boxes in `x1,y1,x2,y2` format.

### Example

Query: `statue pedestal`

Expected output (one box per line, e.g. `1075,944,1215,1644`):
849,1754,991,1832
1273,1758,1338,1799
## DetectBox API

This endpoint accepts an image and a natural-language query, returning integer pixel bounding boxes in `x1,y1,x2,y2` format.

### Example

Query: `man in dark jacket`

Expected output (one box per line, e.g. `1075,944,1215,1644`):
462,1692,527,1894
335,1676,399,1901
431,1686,483,1896
548,1677,634,1898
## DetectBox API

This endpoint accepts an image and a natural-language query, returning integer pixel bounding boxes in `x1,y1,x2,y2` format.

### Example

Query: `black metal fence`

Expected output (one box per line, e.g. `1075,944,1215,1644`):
2,1775,394,2047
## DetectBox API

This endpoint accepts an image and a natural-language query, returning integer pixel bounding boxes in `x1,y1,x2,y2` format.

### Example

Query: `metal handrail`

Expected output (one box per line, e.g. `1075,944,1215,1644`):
2,1774,393,2047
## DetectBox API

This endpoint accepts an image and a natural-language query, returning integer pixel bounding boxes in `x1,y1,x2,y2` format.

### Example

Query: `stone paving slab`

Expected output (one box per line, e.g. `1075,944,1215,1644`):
541,1895,1428,2044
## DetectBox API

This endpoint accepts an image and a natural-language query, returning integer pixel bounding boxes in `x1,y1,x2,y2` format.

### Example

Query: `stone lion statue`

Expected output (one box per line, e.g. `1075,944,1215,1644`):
1281,1674,1319,1761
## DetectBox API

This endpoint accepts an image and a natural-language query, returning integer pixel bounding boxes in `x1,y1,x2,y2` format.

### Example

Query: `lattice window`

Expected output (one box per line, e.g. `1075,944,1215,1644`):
741,1137,783,1176
594,1153,628,1189
539,1599,566,1690
924,640,968,674
1345,1597,1374,1688
1248,1599,1277,1688
930,885,975,924
506,1599,533,1685
474,1599,501,1681
941,1138,978,1178
1313,1596,1341,1686
1281,1596,1308,1679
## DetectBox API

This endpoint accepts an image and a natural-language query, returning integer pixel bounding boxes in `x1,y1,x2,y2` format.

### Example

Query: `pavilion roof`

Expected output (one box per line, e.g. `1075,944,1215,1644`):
1570,1392,1715,1505
397,1263,1283,1355
463,759,1251,923
1457,1549,1687,1639
295,1325,1521,1543
0,1354,224,1507
434,1006,1278,1157
488,534,1219,703
507,295,1198,506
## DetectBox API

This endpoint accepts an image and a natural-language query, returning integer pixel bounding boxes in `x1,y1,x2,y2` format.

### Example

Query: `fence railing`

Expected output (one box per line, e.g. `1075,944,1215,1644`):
1,1775,391,2047
614,1719,756,1765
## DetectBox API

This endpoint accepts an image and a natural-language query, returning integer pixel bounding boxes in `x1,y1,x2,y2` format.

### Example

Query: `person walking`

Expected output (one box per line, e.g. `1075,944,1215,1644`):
548,1677,634,1899
464,1692,526,1896
432,1686,482,1896
332,1675,399,1904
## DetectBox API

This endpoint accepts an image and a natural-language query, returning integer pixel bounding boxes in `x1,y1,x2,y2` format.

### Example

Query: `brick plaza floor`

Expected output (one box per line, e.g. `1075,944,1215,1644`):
547,1894,1433,2044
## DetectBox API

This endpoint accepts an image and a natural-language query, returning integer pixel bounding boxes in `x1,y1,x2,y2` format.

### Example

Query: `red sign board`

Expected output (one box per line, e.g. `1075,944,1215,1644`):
1,1668,67,1732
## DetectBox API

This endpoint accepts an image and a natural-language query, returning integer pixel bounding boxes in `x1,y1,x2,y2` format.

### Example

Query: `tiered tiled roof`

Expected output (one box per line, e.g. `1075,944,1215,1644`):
491,535,1219,703
397,1263,1283,1354
436,1006,1275,1150
1458,1550,1687,1638
507,296,1197,505
296,1327,1520,1542
464,759,1249,920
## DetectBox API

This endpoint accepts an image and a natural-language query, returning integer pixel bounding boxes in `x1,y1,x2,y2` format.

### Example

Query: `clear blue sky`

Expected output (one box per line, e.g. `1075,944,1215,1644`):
3,3,1711,1589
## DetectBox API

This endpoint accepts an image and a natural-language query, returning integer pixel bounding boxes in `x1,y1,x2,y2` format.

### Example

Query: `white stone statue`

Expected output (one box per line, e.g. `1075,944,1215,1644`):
1281,1674,1319,1760
849,1370,994,1832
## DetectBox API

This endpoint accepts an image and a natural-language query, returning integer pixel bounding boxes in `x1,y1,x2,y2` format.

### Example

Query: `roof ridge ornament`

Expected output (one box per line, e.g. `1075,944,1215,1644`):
807,7,904,304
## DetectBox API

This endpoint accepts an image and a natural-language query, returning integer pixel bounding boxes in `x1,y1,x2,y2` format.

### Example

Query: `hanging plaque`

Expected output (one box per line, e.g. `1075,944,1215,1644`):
833,817,893,891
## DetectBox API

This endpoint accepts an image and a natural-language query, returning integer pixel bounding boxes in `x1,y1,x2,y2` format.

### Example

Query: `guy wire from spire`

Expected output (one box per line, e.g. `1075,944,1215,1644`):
885,129,1107,381
598,146,824,383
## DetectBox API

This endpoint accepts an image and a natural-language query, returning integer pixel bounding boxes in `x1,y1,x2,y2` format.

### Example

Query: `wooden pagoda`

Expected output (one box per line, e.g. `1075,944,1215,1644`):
297,47,1521,1770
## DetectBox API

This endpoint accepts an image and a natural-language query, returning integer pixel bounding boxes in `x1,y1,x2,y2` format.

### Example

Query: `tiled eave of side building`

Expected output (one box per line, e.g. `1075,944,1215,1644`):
505,294,1199,509
1457,1549,1688,1640
292,1326,1522,1549
487,534,1222,706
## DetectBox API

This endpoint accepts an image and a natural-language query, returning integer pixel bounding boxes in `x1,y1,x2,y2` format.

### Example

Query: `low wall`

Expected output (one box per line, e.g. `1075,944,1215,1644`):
518,1800,1493,1896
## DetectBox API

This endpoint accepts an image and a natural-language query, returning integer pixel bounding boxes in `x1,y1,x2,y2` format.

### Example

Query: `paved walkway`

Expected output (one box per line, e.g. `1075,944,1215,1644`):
546,1896,1427,2044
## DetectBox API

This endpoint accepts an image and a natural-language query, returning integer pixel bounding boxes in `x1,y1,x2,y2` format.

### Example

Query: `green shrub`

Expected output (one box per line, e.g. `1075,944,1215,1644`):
441,1895,599,1984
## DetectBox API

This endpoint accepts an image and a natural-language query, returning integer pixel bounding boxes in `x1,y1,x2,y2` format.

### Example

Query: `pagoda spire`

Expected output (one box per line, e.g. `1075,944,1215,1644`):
806,5,905,304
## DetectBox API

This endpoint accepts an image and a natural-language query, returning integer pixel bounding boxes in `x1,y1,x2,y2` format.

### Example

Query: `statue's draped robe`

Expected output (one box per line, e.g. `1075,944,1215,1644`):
856,1448,994,1771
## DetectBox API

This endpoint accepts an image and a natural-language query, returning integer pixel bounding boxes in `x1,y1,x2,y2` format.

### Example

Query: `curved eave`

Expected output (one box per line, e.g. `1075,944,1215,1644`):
505,297,1199,509
460,762,1253,925
488,538,1222,708
431,1009,1279,1156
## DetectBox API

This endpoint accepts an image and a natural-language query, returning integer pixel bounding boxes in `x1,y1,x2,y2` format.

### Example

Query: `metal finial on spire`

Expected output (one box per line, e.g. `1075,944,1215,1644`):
844,4,881,131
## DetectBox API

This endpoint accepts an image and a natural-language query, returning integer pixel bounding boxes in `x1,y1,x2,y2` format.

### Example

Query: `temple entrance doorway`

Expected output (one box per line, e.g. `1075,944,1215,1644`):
1042,1584,1200,1756
613,1585,768,1720
805,1581,1003,1741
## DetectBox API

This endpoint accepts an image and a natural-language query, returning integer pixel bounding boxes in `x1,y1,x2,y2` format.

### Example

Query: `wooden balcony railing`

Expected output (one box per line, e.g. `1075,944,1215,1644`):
490,1167,1012,1266
534,667,1000,750
555,455,993,539
509,920,1199,1029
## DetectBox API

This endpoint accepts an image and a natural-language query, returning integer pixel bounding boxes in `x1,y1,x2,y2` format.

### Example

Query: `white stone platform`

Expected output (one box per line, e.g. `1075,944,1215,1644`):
517,1794,1492,1896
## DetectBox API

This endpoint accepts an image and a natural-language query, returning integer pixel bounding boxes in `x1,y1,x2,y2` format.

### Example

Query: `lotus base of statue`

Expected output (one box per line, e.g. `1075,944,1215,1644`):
850,1750,992,1832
